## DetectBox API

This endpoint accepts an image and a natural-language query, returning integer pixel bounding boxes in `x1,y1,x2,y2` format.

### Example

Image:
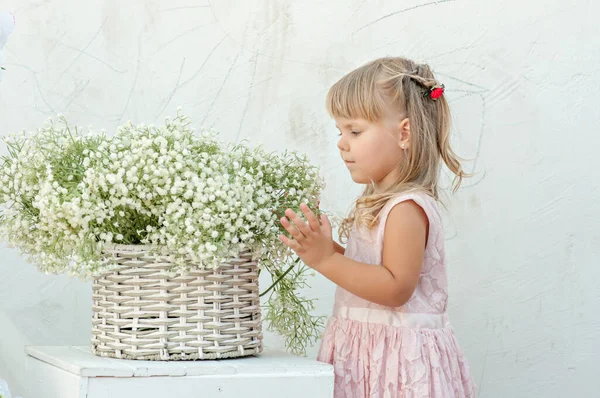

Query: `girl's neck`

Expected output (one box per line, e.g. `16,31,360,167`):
372,167,401,193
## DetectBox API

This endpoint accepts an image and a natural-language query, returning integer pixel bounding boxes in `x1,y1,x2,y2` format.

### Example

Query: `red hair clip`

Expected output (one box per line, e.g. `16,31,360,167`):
426,84,445,100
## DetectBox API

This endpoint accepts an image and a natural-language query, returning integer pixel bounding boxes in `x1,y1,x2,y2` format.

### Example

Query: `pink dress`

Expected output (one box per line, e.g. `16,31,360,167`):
317,192,476,397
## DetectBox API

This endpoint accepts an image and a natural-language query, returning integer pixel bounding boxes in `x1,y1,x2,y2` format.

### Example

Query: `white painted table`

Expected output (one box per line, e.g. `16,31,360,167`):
24,346,334,398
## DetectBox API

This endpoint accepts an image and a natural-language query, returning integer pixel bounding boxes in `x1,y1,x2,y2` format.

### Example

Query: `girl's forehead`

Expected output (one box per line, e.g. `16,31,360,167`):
334,117,370,128
334,115,400,130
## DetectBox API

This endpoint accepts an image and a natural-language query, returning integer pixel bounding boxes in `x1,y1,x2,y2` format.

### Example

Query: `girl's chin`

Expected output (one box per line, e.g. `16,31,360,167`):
348,172,384,187
348,172,369,185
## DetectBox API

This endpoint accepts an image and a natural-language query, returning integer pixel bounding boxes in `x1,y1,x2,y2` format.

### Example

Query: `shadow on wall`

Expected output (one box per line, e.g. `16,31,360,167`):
0,313,29,398
0,379,23,398
0,12,16,82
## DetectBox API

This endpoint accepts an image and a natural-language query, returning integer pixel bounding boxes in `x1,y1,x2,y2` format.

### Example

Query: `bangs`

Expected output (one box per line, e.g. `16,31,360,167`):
325,67,387,122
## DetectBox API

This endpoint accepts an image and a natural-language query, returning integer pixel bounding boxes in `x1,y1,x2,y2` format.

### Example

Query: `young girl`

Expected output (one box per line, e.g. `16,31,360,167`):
279,57,476,397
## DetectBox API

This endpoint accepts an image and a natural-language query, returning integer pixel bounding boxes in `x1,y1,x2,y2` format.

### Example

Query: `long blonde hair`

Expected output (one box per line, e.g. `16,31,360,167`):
326,57,467,242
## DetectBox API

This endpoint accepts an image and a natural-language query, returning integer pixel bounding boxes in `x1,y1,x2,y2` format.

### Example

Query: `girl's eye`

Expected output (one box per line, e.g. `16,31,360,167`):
337,131,361,136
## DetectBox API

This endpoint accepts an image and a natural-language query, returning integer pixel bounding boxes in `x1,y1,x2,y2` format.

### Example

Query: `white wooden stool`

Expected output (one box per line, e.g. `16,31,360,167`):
24,346,334,398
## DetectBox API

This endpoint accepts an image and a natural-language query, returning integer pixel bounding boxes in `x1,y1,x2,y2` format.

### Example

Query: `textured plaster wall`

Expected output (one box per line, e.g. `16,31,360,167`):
0,0,598,396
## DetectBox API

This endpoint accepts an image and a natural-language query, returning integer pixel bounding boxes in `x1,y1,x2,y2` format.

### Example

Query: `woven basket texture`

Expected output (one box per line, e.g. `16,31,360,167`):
91,244,263,360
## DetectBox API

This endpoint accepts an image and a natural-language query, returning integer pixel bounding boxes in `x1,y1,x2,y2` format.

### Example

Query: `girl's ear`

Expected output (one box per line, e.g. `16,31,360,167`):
398,117,411,149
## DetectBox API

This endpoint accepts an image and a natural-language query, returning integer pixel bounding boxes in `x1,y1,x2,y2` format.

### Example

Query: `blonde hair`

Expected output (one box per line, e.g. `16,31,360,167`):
326,56,468,242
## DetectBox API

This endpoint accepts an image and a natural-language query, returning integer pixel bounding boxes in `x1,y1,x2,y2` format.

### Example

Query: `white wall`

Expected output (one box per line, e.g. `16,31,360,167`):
1,0,599,396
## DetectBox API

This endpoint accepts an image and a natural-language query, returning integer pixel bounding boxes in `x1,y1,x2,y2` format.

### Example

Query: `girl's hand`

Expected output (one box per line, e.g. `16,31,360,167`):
279,203,335,270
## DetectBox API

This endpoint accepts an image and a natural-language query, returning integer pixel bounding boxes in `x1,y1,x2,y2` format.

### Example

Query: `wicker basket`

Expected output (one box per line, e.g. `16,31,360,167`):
91,244,263,360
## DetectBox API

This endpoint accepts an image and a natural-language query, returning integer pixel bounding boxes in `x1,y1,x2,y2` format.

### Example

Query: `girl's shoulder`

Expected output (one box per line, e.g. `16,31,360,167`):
377,190,442,236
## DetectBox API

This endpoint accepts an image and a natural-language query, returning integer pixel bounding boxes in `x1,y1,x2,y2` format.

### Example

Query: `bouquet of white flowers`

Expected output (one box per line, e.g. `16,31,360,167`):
0,109,326,356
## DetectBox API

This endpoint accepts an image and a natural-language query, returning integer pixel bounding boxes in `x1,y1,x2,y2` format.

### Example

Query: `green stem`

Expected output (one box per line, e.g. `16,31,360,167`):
259,257,300,298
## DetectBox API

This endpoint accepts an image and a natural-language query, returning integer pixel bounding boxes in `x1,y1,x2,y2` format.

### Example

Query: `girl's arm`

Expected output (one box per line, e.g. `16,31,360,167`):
280,201,427,308
317,201,427,307
333,241,345,255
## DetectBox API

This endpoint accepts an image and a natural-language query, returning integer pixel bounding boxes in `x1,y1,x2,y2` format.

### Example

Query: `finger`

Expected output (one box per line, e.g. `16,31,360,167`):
321,214,333,238
300,203,321,232
279,234,303,252
285,208,312,237
280,216,305,241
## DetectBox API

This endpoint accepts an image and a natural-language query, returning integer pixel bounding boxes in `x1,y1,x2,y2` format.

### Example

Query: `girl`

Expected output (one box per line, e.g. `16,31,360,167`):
279,57,476,397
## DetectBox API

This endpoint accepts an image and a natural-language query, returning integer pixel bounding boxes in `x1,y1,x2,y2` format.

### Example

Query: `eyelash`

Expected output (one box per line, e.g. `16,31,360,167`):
337,131,361,136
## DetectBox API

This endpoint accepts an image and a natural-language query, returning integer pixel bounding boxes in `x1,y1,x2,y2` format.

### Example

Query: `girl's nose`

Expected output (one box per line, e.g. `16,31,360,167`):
337,136,349,152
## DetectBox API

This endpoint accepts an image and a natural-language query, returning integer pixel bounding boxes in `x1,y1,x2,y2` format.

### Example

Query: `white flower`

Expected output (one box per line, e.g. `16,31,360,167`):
0,109,324,279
